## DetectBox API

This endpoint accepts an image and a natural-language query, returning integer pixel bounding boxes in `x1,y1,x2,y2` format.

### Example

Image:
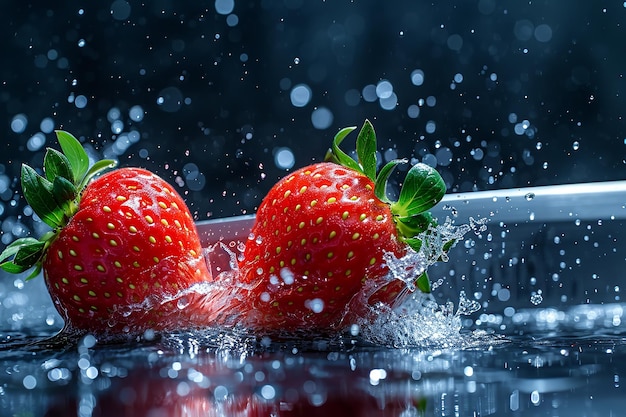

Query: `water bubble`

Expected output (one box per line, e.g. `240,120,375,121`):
293,57,300,64
290,84,312,107
530,293,543,305
525,192,535,201
572,141,580,151
78,39,86,47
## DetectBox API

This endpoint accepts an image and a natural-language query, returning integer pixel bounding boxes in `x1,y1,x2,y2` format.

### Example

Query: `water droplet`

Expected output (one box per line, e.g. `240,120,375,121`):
280,268,294,285
530,293,543,305
457,291,481,315
525,192,535,201
176,296,190,310
22,375,37,390
306,298,325,313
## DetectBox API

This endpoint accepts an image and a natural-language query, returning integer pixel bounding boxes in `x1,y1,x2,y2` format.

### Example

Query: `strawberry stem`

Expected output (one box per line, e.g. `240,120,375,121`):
326,120,451,293
0,131,117,277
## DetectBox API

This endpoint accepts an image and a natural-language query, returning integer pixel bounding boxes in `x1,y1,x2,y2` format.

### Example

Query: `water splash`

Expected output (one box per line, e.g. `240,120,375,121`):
382,216,477,290
357,291,484,348
107,215,487,349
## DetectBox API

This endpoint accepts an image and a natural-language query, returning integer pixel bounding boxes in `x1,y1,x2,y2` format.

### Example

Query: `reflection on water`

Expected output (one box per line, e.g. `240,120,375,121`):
1,309,625,417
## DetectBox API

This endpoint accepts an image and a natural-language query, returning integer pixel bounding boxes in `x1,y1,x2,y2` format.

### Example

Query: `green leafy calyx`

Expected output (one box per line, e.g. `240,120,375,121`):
0,131,116,279
325,120,449,293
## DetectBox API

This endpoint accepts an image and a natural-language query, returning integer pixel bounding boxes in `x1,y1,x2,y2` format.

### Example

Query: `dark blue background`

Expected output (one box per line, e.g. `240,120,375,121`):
2,0,625,242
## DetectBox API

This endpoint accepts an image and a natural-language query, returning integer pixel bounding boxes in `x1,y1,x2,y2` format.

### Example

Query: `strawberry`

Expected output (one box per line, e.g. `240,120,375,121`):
0,131,211,336
237,120,451,333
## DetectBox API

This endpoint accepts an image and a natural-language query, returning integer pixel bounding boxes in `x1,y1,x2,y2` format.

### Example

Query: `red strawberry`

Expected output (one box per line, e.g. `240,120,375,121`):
237,120,450,333
0,131,211,336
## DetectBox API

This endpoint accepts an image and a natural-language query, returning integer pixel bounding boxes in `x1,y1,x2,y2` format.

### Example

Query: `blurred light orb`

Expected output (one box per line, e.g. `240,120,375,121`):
11,114,28,134
311,107,333,130
215,0,235,15
274,147,295,170
290,84,312,107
